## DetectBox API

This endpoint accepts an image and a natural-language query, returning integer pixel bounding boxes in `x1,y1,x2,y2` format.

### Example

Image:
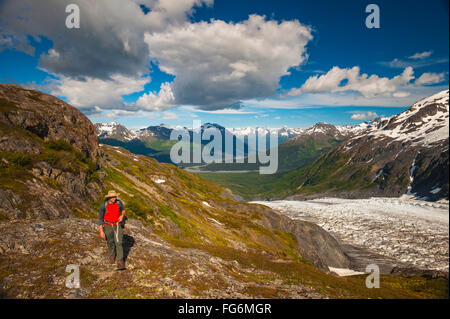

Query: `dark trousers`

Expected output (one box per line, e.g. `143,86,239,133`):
103,224,123,262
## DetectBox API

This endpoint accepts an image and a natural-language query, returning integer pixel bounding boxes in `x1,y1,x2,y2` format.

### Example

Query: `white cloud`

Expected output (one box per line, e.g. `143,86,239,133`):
245,84,449,108
88,107,137,119
0,0,212,111
415,72,446,85
409,51,433,60
144,14,313,110
351,111,378,120
104,110,137,119
0,0,212,79
135,82,175,111
274,116,281,120
51,74,149,108
393,91,411,98
289,66,415,98
1,1,315,112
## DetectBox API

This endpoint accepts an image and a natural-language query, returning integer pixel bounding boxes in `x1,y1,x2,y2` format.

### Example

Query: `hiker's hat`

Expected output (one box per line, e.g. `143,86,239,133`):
105,190,120,199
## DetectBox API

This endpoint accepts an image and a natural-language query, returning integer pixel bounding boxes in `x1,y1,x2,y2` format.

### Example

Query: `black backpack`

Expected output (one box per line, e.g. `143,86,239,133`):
117,199,127,228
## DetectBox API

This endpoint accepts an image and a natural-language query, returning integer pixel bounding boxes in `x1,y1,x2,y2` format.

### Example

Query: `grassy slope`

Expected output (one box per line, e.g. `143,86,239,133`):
194,138,341,200
87,145,447,298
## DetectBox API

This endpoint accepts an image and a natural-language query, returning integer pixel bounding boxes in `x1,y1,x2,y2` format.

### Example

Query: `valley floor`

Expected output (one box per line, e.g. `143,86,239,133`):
252,196,449,272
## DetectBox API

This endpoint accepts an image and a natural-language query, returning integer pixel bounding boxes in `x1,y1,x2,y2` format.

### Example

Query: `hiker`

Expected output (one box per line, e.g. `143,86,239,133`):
98,190,126,270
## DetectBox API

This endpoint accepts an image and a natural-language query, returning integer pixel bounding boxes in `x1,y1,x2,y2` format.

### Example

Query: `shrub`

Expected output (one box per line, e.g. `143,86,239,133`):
9,153,32,167
44,139,74,152
39,150,59,166
1,151,33,168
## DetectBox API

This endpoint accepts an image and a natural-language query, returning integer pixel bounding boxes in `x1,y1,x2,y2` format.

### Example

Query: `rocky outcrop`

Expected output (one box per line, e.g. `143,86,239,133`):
213,199,351,271
0,84,99,160
253,204,350,270
0,84,103,220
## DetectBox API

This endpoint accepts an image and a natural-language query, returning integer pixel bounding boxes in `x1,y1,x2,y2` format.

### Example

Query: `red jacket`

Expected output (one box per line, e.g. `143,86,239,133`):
98,199,124,225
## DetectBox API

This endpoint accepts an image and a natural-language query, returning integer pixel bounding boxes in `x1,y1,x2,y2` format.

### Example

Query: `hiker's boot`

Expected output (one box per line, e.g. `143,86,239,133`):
109,257,116,264
117,260,125,270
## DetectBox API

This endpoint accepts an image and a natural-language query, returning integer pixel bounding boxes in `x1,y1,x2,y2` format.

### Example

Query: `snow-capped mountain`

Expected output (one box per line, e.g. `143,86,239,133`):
228,126,304,144
356,90,449,146
94,122,137,141
229,126,303,138
96,122,306,145
292,90,449,201
283,122,347,147
137,123,173,141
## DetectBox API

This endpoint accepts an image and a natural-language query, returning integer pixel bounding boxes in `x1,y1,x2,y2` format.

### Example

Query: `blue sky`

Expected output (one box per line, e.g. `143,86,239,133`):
0,0,448,129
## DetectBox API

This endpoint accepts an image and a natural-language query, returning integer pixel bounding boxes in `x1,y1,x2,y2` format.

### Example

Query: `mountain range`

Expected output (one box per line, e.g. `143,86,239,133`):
95,90,449,201
195,90,449,201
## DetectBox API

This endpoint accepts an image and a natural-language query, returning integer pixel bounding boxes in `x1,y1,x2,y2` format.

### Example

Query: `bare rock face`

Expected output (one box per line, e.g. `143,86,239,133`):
0,84,103,220
254,204,351,270
0,84,99,160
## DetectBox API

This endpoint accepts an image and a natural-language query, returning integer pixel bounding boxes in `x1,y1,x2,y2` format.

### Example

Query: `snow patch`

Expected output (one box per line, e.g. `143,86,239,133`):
406,152,420,195
328,267,364,277
207,217,223,226
202,201,212,207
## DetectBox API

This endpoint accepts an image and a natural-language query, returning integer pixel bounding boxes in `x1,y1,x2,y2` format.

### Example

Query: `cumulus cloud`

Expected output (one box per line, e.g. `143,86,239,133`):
0,0,212,79
1,1,313,112
289,66,415,98
144,14,313,110
0,0,214,111
415,72,446,85
135,82,175,111
50,74,149,108
351,111,378,120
